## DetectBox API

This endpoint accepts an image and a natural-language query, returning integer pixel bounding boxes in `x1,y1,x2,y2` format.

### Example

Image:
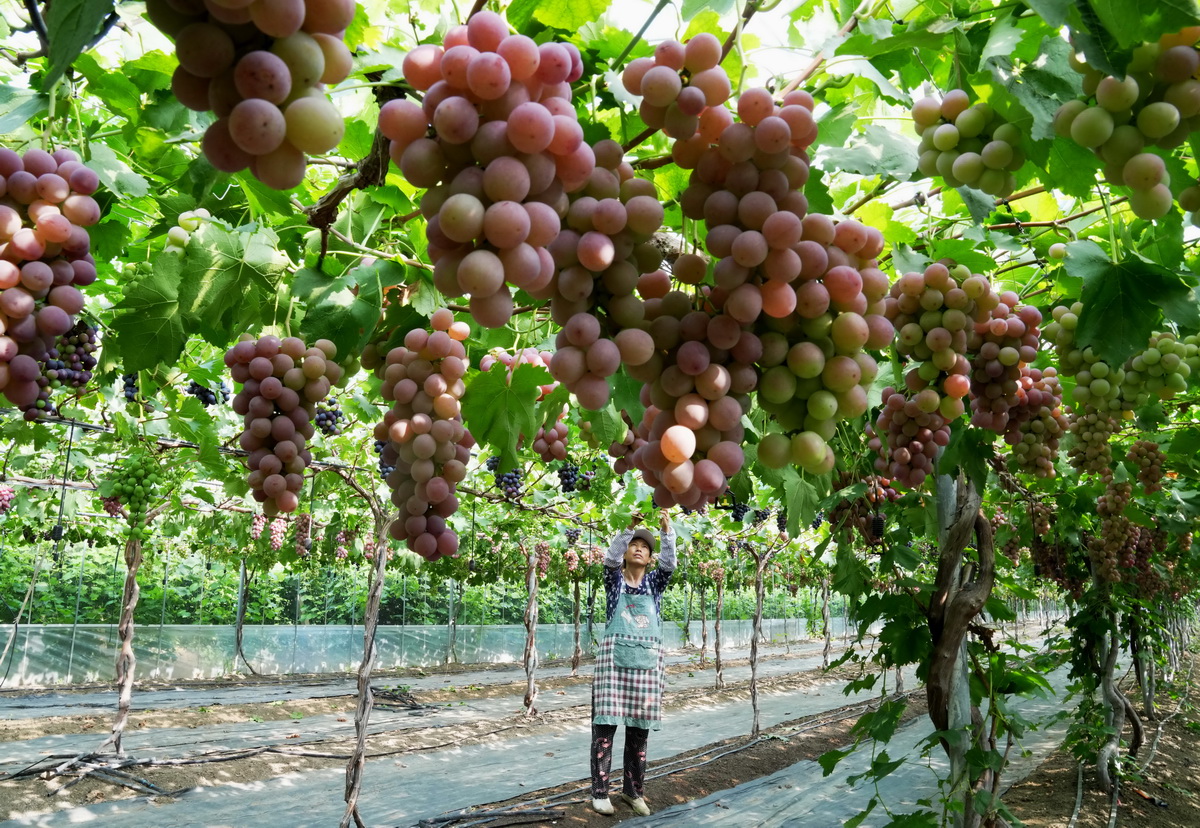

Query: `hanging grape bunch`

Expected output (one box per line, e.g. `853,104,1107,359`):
250,512,267,540
373,308,475,561
165,208,212,253
379,11,592,328
911,90,1024,196
729,498,749,521
29,321,101,417
1088,478,1134,582
557,462,580,492
373,439,396,480
965,288,1044,436
1054,28,1200,220
0,484,14,514
536,540,551,579
102,450,163,539
295,513,312,555
334,528,353,559
1127,439,1167,493
565,526,581,544
0,147,102,419
534,420,569,462
1006,367,1069,478
1066,405,1121,480
147,0,355,188
225,335,344,514
121,373,140,403
315,402,344,435
186,378,231,407
268,517,287,552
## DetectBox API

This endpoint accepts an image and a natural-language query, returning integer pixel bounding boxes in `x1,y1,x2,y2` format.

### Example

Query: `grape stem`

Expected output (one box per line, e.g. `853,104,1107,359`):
779,0,881,96
843,179,897,216
611,0,672,70
465,0,488,21
21,0,48,50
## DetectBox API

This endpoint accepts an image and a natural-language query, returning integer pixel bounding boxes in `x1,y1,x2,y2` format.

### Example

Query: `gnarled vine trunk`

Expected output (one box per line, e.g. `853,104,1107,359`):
713,578,725,689
234,558,257,675
99,535,143,756
570,578,582,676
750,557,766,736
522,542,539,717
820,576,832,669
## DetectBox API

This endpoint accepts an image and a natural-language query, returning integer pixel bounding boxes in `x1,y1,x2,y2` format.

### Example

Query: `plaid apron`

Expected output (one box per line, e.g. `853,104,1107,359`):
592,590,665,730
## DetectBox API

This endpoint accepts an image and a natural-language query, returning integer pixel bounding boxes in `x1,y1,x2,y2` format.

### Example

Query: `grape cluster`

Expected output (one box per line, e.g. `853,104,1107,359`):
563,546,580,573
1128,439,1167,493
1120,332,1192,405
557,462,580,492
811,511,824,530
49,321,99,390
226,335,343,514
383,12,591,328
1030,502,1052,538
565,526,581,544
103,451,162,539
0,148,101,419
828,472,900,544
776,511,787,533
696,558,726,584
495,465,523,499
543,141,665,410
1066,404,1121,479
867,386,951,489
374,439,396,480
0,484,14,514
315,403,343,435
187,378,231,407
268,517,287,552
965,290,1044,435
148,0,354,189
1007,367,1069,478
334,529,353,559
101,496,122,517
527,421,567,462
1089,479,1134,582
885,261,997,423
912,90,1023,196
752,507,773,526
165,208,212,253
251,512,267,540
621,33,733,141
295,513,312,555
480,347,557,399
535,540,551,579
1041,303,1123,410
122,373,140,403
1055,29,1200,220
373,308,475,560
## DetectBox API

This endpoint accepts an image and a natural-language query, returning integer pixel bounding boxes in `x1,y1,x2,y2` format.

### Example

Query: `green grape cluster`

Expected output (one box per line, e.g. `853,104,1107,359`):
1042,303,1124,410
1054,29,1200,220
164,208,211,253
912,89,1024,196
1066,404,1120,479
1127,439,1167,493
106,451,162,538
1117,332,1193,406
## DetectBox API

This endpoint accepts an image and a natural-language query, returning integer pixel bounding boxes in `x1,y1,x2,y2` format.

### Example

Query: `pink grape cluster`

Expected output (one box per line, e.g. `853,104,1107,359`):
544,141,665,410
965,291,1044,434
295,513,312,555
226,336,343,514
0,147,100,419
696,558,726,584
867,386,952,489
621,33,734,140
563,547,580,573
147,0,355,189
535,540,551,579
1007,367,1069,478
251,512,267,539
532,420,569,462
0,483,13,514
383,11,592,327
479,347,557,399
334,528,353,559
268,516,287,551
1128,439,1167,493
374,308,474,561
885,262,998,423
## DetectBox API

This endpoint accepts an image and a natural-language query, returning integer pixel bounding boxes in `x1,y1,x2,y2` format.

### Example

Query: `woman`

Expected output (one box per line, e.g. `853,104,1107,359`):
589,511,676,816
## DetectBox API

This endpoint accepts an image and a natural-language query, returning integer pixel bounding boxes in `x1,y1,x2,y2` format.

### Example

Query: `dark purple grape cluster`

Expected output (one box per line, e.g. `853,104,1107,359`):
315,403,343,436
753,507,773,527
186,378,231,407
374,439,396,480
121,373,140,403
557,462,579,492
565,526,581,544
495,464,522,499
730,499,749,521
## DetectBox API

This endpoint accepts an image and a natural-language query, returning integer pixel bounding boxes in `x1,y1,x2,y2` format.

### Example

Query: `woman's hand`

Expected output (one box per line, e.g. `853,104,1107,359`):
659,509,671,532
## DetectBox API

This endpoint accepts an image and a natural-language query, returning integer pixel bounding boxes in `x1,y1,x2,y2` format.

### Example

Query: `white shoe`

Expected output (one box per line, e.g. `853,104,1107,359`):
621,793,651,815
591,797,615,815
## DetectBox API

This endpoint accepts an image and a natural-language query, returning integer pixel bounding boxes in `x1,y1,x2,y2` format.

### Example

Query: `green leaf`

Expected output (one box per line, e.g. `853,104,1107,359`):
462,363,545,472
941,427,993,492
1067,241,1190,364
176,223,290,343
85,144,150,199
0,84,48,133
1088,0,1200,52
822,125,918,180
42,0,116,91
293,261,407,357
108,258,187,372
819,745,856,777
683,0,735,20
1023,0,1071,27
527,0,609,31
927,239,998,274
843,799,878,828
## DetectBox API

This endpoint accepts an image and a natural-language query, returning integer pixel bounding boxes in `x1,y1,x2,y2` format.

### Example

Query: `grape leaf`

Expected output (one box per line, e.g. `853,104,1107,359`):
176,223,290,344
1022,0,1071,27
1066,241,1193,364
108,257,187,372
462,363,545,473
86,144,150,199
1089,0,1200,51
821,125,918,180
293,261,407,357
940,427,993,494
0,84,48,134
41,0,116,91
682,0,734,21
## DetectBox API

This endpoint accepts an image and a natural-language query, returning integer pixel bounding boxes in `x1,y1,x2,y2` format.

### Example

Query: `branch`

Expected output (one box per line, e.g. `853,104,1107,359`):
843,179,895,216
23,0,48,50
611,0,671,69
465,0,488,20
779,0,869,95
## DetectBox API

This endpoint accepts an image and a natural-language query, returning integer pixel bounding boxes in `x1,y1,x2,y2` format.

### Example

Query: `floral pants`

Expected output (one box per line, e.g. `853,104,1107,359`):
590,723,649,799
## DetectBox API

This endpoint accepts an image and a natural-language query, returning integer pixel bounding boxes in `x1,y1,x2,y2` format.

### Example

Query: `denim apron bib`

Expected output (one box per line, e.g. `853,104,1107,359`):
591,589,665,730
